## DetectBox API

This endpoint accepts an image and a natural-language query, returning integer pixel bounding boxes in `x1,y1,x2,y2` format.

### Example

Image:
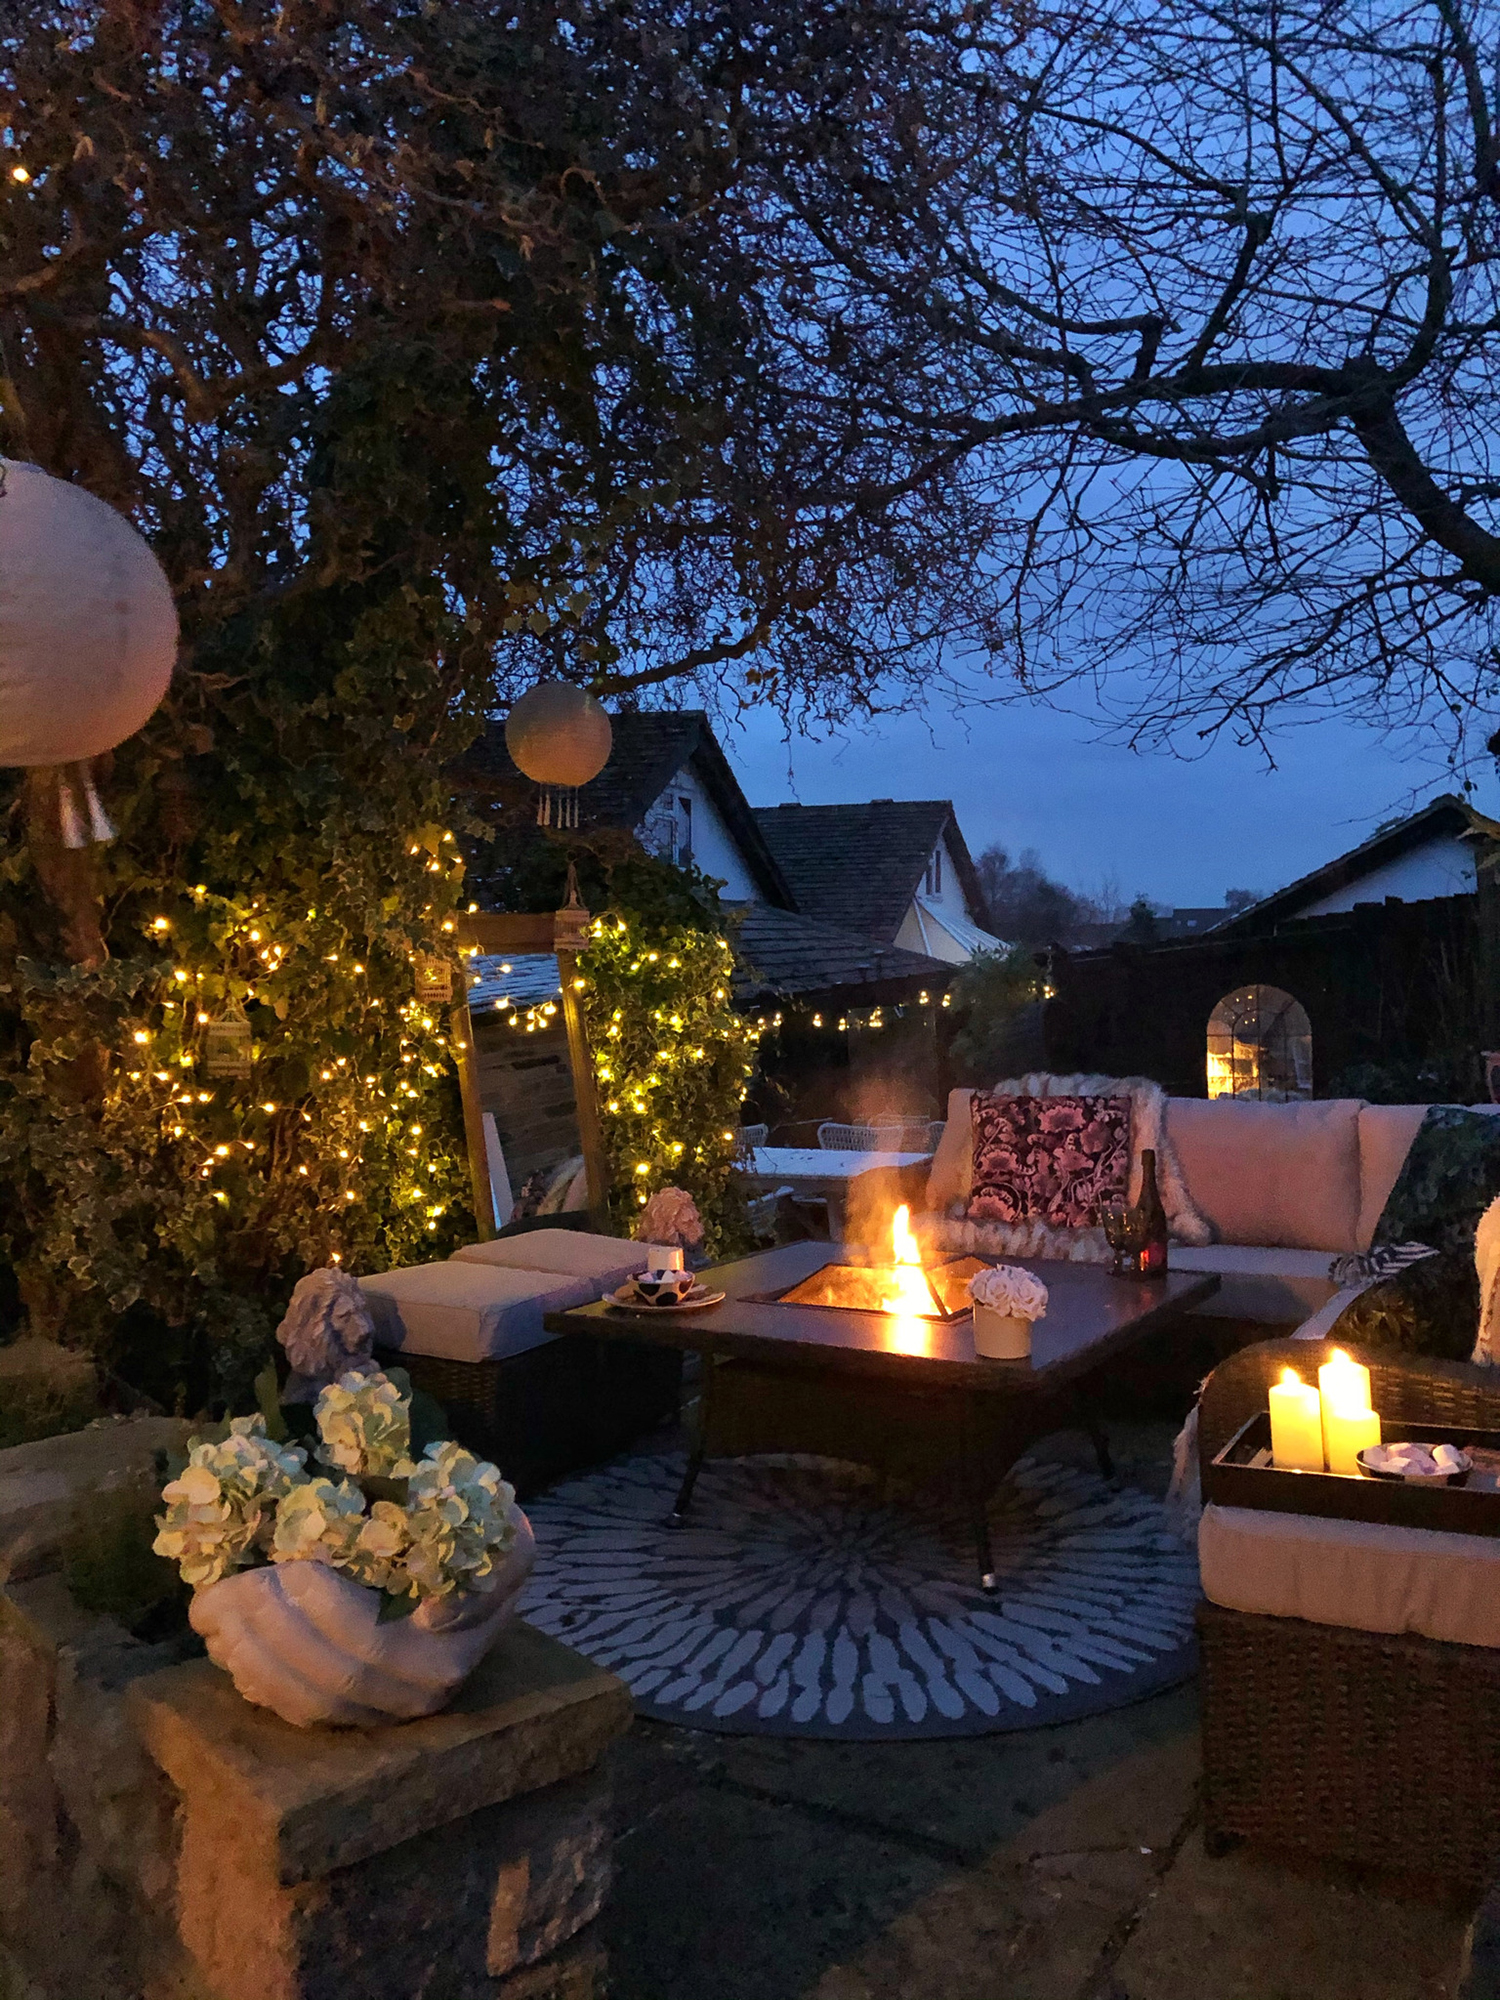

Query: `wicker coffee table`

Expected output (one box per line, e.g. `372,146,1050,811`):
545,1240,1217,1589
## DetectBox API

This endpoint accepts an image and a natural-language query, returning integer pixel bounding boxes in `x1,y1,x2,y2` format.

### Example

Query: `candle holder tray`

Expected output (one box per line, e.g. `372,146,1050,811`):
1206,1411,1500,1537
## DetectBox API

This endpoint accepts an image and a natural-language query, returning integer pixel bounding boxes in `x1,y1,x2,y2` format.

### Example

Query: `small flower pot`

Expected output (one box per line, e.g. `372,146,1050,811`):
972,1303,1033,1360
189,1510,535,1728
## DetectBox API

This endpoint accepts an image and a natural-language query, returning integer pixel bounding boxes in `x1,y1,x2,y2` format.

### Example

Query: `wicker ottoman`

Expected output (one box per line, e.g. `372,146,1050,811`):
362,1236,681,1496
1198,1598,1500,1892
1196,1336,1500,1894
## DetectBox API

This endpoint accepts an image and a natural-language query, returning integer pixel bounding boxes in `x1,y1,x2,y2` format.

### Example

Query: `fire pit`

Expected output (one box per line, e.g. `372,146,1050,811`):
770,1206,988,1322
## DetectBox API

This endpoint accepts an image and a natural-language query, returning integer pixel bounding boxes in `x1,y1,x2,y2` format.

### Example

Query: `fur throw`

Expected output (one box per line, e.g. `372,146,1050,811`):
920,1070,1213,1266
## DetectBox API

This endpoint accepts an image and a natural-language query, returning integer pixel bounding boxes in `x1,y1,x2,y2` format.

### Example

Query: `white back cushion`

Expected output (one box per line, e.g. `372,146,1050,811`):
1165,1097,1364,1252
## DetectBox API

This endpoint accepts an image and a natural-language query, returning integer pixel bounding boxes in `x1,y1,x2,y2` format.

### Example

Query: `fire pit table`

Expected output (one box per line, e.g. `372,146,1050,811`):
544,1237,1218,1590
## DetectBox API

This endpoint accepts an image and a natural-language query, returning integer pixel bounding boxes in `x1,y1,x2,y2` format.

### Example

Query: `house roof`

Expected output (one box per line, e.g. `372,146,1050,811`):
1212,794,1500,938
751,800,988,946
731,903,956,1005
460,708,795,907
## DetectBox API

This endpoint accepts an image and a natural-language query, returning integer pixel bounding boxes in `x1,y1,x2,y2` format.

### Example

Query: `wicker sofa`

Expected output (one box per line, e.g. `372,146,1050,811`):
1195,1335,1500,1892
923,1089,1499,1325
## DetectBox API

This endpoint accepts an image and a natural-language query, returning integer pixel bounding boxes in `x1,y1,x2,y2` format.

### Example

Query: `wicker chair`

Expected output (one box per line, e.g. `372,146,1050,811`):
816,1119,937,1154
1196,1336,1500,1893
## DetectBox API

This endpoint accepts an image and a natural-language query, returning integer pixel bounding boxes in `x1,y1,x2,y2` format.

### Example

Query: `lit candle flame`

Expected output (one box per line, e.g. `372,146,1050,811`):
1279,1366,1304,1389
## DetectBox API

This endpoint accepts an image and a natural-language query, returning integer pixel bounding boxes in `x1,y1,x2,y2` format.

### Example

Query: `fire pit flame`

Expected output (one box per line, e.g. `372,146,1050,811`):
770,1214,989,1322
880,1206,932,1317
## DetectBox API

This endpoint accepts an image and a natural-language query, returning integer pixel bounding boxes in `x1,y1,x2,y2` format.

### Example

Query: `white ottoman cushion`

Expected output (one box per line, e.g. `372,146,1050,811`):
1199,1500,1500,1650
360,1262,598,1363
450,1229,649,1291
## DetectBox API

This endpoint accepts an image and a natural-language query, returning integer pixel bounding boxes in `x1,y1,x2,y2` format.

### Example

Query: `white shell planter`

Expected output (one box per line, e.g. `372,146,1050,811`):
189,1511,536,1728
972,1303,1033,1360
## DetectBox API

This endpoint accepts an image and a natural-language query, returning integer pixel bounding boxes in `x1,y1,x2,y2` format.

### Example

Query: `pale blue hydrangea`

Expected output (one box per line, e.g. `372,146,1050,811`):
313,1369,418,1479
339,1501,413,1593
152,1416,307,1589
397,1442,518,1600
156,1386,518,1605
270,1475,366,1567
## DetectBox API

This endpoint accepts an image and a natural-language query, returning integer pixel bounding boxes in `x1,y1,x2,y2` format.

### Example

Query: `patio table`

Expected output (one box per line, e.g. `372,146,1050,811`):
546,1240,1217,1589
738,1147,932,1234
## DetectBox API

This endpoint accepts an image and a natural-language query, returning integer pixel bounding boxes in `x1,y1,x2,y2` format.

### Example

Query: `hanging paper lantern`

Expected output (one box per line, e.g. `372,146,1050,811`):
504,680,612,827
0,457,178,767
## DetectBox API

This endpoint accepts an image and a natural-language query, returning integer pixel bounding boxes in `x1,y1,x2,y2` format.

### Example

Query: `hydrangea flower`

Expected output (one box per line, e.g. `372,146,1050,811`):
313,1369,418,1479
635,1186,703,1248
395,1442,518,1600
340,1501,414,1592
270,1475,366,1567
153,1416,308,1589
155,1382,520,1607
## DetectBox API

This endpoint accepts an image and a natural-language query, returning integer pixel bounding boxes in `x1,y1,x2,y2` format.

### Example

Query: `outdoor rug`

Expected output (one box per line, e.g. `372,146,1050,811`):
518,1449,1199,1741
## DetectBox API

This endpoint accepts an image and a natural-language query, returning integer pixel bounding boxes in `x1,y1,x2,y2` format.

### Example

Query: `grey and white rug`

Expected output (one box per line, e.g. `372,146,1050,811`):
519,1450,1198,1740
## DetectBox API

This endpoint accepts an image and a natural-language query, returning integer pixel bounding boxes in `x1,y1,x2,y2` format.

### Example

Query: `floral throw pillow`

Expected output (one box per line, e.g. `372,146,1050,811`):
968,1093,1130,1229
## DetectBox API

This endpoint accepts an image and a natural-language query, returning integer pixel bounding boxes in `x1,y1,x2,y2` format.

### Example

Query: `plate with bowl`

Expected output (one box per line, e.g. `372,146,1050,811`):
604,1276,726,1312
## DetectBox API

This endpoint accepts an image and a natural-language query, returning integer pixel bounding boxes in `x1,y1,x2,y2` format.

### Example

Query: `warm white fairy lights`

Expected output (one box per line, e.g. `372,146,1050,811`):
112,845,468,1263
581,917,757,1217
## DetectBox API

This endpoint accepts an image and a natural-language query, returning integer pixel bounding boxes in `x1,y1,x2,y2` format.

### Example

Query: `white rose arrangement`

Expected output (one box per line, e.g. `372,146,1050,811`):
154,1370,519,1608
968,1264,1050,1322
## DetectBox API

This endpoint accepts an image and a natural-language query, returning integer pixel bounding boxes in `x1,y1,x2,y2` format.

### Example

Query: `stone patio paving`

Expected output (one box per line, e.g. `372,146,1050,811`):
598,1420,1472,2000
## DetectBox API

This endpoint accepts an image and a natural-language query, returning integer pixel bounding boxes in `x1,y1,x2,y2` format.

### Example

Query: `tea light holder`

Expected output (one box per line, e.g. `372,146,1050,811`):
641,1243,684,1272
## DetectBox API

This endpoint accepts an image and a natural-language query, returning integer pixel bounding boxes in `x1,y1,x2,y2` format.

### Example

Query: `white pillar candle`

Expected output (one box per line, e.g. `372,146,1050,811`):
1319,1350,1373,1462
1269,1368,1324,1471
1324,1403,1381,1476
642,1243,684,1272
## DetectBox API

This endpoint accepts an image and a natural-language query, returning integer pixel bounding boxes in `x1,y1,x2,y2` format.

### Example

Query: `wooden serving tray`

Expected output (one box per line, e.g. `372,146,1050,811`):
1206,1412,1500,1538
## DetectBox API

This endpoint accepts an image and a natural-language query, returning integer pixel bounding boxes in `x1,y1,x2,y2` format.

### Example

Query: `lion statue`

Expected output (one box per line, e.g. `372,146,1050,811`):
275,1266,378,1403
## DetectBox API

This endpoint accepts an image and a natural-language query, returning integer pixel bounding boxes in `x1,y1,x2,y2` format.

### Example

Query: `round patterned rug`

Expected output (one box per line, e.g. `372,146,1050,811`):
519,1450,1199,1740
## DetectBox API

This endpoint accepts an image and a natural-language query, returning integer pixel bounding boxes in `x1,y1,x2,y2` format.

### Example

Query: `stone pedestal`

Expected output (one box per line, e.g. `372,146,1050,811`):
1,1557,630,2000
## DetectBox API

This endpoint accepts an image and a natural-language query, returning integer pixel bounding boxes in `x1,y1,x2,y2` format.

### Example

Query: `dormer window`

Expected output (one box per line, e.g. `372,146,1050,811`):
924,845,943,896
640,789,694,867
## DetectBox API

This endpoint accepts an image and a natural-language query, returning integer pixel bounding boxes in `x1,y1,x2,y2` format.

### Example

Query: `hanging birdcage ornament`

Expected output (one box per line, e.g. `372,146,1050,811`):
412,952,455,1004
203,997,254,1079
554,861,591,951
503,681,612,829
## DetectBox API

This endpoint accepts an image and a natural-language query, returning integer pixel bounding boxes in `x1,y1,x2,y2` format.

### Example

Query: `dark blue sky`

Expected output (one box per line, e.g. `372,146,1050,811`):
719,694,1493,911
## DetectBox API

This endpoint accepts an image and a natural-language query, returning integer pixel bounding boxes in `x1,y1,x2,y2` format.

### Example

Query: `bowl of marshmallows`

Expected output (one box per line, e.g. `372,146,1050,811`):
1358,1440,1473,1486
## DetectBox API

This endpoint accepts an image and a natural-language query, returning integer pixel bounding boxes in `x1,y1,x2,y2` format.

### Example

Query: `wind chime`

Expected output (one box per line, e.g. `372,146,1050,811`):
503,679,613,829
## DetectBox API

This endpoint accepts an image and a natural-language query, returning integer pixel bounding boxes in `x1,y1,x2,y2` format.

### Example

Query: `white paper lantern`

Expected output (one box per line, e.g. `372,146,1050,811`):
504,680,612,788
0,457,178,767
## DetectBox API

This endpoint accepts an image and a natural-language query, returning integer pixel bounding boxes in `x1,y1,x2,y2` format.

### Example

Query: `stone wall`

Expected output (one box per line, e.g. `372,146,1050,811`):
0,1422,631,2000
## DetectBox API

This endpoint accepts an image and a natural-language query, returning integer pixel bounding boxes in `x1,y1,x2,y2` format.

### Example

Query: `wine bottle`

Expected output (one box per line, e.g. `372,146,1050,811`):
1134,1149,1169,1275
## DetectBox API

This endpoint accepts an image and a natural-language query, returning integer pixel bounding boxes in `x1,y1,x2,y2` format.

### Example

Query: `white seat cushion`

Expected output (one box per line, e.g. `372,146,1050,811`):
359,1262,599,1363
1169,1243,1338,1323
449,1229,648,1289
1200,1501,1500,1650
